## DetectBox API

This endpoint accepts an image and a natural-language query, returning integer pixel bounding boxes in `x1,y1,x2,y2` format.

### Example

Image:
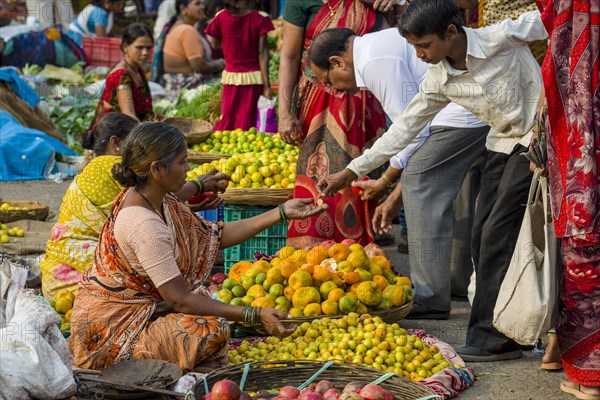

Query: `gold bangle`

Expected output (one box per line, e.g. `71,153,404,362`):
380,174,393,188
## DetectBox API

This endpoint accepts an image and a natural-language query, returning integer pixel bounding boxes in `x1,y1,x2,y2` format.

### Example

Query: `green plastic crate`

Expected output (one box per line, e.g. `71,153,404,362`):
223,205,288,272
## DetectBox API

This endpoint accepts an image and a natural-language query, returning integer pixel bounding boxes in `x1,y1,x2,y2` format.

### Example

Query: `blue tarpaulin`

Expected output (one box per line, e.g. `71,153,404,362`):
0,110,76,181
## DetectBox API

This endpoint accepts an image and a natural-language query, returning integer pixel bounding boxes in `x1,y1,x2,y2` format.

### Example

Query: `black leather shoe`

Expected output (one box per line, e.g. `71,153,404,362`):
456,346,522,362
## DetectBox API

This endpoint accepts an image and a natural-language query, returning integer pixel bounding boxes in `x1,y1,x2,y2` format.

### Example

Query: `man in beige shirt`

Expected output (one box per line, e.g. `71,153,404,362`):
318,0,548,362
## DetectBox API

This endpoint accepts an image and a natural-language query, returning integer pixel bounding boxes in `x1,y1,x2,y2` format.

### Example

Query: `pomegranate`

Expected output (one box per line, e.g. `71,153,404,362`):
341,239,357,247
211,379,241,400
342,382,364,394
358,384,386,400
188,191,216,204
315,381,335,395
278,386,300,399
323,388,341,400
202,394,212,400
319,240,337,249
338,392,365,400
363,243,386,257
298,389,323,400
211,273,227,285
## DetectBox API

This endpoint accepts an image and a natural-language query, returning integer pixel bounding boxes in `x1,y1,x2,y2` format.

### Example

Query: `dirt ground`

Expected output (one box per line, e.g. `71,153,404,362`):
1,179,572,400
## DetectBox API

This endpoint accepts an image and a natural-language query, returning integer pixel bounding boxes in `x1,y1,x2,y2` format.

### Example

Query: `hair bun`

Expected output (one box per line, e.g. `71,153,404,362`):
112,163,139,187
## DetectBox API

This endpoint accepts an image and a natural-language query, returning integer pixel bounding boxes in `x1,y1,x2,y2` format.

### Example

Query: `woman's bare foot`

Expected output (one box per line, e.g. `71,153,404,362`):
561,380,600,399
541,333,562,371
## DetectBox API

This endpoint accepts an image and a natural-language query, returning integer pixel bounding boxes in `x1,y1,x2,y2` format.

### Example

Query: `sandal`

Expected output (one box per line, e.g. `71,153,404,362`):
560,381,600,400
540,361,562,371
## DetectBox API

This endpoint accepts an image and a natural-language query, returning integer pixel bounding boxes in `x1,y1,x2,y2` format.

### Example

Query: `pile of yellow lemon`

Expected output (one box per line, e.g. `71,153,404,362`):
191,128,297,156
187,150,298,189
1,202,27,211
0,223,25,243
229,314,457,382
215,243,412,317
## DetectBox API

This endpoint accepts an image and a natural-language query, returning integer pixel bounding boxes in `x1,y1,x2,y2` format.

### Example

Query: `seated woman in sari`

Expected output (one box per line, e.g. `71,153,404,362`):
90,24,155,130
69,122,327,371
151,0,225,93
41,114,226,299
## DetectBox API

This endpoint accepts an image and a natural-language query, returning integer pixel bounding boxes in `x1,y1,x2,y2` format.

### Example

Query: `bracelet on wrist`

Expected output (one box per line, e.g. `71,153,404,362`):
278,204,290,222
380,174,393,188
192,179,204,195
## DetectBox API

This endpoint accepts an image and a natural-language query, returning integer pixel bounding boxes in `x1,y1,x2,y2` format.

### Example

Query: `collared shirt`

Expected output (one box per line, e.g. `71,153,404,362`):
349,10,548,177
353,28,485,169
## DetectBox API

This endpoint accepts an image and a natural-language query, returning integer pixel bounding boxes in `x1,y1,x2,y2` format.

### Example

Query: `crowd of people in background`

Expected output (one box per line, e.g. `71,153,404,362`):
18,0,598,397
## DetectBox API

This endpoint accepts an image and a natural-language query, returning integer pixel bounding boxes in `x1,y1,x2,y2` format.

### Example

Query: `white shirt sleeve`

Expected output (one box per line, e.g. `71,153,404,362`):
501,10,548,45
348,72,450,178
360,56,431,170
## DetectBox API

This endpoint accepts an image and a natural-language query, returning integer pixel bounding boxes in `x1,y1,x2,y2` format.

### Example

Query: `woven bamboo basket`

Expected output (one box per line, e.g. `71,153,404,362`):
238,301,413,336
194,360,436,399
220,188,293,206
187,150,231,164
0,200,49,223
163,117,213,145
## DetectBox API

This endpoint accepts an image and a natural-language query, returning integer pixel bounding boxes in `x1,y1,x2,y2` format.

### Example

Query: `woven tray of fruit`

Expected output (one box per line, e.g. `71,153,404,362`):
220,188,294,206
163,117,213,145
194,360,437,399
188,149,232,164
0,200,49,223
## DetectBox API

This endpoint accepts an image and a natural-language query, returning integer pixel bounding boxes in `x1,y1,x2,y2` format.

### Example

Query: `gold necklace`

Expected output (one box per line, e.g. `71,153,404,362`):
324,0,335,16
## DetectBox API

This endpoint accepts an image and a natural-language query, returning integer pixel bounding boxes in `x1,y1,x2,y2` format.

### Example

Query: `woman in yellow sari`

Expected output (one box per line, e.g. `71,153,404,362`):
41,113,226,299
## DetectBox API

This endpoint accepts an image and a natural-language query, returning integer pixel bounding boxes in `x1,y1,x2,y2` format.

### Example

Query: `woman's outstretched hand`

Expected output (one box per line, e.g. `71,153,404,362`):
260,308,297,338
282,198,329,220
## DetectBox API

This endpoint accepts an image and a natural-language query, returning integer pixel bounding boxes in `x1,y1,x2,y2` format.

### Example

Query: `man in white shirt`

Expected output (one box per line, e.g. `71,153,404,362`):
308,27,489,320
317,0,548,362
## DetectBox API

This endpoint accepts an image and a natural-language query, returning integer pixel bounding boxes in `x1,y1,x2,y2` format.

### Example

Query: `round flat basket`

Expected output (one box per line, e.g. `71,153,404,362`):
0,200,49,223
187,150,231,164
194,360,436,399
163,117,213,145
220,188,293,206
238,301,413,336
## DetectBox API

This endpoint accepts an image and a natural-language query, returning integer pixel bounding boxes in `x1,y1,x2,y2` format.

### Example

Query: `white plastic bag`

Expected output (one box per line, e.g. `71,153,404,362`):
255,95,277,133
0,290,77,399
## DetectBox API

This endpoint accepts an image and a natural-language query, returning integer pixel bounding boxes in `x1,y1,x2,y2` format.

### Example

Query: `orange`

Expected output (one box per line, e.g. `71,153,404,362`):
253,260,271,273
321,300,339,315
64,309,73,323
338,295,358,314
279,246,296,260
327,243,351,261
319,281,338,300
343,271,360,285
383,285,406,307
328,288,345,302
247,285,266,299
395,276,412,286
289,307,303,317
55,297,73,314
349,282,361,293
337,260,354,273
288,270,313,290
228,261,253,280
312,264,333,284
331,275,344,288
370,255,391,270
369,263,383,276
347,251,369,269
348,243,364,252
284,286,295,302
270,257,282,268
373,275,389,291
376,296,393,311
266,267,285,284
356,268,373,282
306,246,328,265
300,263,315,275
356,281,383,307
292,287,320,308
252,297,275,308
280,258,299,278
303,303,322,317
290,249,308,265
356,303,368,315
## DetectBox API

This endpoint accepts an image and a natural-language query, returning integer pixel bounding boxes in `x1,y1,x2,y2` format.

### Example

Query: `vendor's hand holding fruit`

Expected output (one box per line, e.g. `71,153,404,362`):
197,169,231,193
281,198,329,220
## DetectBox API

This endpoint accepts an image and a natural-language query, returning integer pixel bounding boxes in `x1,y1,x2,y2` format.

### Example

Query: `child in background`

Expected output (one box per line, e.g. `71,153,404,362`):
205,0,274,130
67,0,125,46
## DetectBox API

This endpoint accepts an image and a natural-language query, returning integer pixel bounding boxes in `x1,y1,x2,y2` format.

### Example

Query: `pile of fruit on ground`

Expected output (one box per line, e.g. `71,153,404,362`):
229,314,455,382
0,223,26,243
203,378,402,400
215,242,412,317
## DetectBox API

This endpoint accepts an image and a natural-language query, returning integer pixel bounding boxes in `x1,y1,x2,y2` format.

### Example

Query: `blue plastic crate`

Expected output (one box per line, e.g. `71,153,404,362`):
197,205,224,223
223,205,288,272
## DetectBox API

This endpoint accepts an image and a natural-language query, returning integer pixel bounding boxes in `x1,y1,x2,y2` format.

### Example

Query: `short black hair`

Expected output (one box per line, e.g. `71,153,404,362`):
399,0,464,40
309,28,355,70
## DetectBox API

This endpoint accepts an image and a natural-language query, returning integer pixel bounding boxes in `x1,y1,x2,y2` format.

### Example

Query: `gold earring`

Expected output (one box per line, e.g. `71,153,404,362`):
116,147,121,152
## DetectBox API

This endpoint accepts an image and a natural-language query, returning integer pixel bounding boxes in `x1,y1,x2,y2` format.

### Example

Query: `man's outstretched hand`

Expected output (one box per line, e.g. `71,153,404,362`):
317,169,358,197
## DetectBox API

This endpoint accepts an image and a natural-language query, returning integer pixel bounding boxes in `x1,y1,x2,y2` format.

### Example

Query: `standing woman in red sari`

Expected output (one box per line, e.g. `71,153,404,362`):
538,0,600,398
278,0,399,249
